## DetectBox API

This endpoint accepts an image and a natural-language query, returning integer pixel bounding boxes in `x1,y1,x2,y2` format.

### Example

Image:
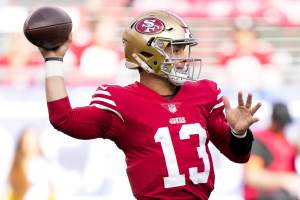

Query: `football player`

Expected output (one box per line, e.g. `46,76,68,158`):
39,11,261,199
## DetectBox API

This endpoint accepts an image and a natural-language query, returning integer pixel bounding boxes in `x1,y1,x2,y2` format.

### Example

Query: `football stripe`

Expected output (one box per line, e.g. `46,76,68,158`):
91,104,124,121
99,85,108,90
210,101,224,113
217,92,222,101
91,97,116,106
94,90,111,96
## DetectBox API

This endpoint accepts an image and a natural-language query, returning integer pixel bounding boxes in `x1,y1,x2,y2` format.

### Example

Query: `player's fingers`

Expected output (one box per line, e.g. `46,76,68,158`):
245,93,252,108
57,34,72,51
223,96,231,110
251,102,262,115
61,41,70,50
238,92,244,107
63,33,72,46
68,33,72,41
38,47,56,58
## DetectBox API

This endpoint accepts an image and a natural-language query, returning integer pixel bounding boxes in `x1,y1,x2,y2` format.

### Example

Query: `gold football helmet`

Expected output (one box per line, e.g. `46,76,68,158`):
122,10,201,85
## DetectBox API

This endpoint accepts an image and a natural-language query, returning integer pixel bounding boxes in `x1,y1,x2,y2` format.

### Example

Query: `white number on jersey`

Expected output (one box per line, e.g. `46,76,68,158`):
154,123,210,188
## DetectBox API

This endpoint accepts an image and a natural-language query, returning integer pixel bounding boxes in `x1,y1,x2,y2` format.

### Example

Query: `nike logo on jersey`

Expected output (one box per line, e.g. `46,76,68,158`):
169,117,186,124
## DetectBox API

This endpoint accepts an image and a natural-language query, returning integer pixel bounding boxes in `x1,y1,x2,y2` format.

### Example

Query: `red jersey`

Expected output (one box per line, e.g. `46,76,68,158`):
245,129,298,200
255,129,297,172
47,79,250,200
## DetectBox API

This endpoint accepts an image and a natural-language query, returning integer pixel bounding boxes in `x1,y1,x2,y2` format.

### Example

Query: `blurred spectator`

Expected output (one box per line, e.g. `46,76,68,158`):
218,17,273,66
217,16,281,90
7,127,56,200
285,122,300,176
265,0,300,26
244,102,300,200
0,128,14,200
0,33,42,86
131,0,189,14
85,0,133,9
79,15,121,84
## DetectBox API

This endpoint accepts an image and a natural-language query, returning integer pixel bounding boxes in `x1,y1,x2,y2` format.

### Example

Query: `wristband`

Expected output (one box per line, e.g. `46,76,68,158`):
45,60,64,77
231,128,247,138
45,57,63,62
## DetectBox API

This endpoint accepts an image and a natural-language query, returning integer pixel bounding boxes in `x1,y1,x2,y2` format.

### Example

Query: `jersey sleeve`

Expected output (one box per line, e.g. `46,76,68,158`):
47,97,113,139
47,85,124,140
206,82,251,163
88,85,125,141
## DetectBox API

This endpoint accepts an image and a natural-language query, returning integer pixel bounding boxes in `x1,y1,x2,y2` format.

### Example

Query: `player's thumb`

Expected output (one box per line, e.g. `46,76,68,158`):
55,36,72,58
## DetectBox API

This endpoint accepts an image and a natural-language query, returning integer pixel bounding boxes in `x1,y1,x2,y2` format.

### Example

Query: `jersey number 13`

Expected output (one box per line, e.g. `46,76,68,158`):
154,123,210,188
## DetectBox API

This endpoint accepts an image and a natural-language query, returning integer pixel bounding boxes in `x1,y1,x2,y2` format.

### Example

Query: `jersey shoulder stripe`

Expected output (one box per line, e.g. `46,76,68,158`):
91,97,116,106
89,85,124,121
206,83,224,113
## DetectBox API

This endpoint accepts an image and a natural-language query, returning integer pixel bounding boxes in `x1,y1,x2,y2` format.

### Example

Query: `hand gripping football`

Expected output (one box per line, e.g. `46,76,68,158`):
23,6,72,50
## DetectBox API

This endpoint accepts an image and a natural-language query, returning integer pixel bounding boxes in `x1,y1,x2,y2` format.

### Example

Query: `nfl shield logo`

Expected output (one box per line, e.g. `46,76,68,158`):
168,104,177,113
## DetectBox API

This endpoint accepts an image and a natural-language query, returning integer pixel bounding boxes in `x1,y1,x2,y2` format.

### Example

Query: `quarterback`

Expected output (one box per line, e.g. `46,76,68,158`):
40,11,261,199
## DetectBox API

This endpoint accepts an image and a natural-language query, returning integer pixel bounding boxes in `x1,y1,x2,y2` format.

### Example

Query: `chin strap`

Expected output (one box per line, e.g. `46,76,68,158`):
167,66,190,85
125,60,139,69
132,53,155,73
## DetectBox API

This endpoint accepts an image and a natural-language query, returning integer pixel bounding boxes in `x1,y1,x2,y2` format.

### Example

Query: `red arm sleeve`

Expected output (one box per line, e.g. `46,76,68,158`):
47,97,113,140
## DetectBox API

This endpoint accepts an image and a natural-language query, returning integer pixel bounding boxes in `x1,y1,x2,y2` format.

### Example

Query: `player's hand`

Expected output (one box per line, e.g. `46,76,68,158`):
223,92,261,135
38,34,71,59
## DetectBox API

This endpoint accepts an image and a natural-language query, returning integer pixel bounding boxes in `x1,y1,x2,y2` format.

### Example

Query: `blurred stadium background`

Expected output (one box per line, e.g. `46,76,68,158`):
0,0,300,199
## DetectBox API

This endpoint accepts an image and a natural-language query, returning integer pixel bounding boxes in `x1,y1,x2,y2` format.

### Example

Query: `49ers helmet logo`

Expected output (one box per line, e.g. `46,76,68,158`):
135,17,165,34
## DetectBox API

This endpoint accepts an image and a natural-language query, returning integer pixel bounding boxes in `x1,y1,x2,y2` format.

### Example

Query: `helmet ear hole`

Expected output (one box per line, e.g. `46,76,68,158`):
140,51,153,58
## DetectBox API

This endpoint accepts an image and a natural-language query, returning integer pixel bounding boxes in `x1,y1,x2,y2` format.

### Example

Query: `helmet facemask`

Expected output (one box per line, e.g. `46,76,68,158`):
151,37,202,85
